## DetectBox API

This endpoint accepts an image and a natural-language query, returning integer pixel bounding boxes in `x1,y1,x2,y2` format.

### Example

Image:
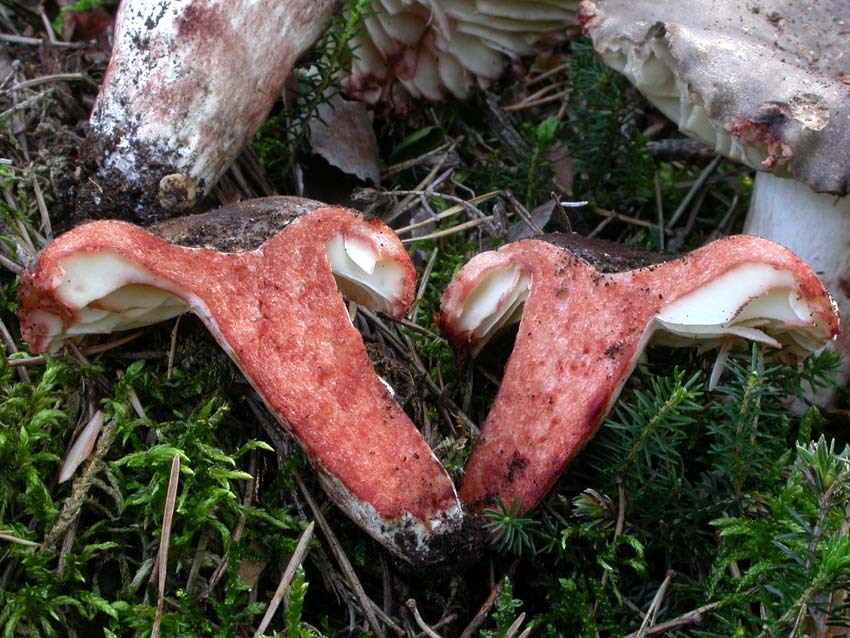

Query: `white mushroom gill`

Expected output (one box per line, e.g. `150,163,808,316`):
34,234,410,352
454,266,530,353
325,235,408,314
597,38,773,171
54,252,190,345
653,263,823,361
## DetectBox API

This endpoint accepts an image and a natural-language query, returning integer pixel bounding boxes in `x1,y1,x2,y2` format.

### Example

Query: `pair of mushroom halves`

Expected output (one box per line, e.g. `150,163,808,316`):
18,198,839,564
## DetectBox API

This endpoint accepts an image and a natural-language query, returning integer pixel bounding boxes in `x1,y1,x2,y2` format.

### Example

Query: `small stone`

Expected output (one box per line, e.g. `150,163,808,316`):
158,173,197,212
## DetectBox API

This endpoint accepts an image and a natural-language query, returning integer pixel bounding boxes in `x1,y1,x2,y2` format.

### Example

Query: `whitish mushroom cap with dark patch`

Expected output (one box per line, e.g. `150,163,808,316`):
579,0,850,195
348,0,577,106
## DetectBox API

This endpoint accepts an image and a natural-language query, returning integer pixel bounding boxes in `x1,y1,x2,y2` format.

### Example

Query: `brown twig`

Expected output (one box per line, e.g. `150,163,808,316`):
296,474,385,638
634,570,674,638
406,599,444,638
460,558,520,638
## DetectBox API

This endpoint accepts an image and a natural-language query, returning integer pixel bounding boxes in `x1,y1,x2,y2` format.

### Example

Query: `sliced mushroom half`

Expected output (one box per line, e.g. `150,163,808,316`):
439,233,838,513
19,198,463,563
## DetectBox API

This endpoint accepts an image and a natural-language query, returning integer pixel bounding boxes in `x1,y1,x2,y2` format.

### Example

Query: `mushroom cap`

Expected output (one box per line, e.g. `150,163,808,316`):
347,0,577,106
579,0,850,195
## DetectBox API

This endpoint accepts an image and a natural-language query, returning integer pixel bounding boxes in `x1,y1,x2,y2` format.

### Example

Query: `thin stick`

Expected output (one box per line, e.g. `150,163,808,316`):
167,316,181,380
151,453,182,638
406,599,445,638
460,559,520,638
654,172,665,251
398,318,439,339
383,155,455,225
525,61,570,87
253,521,316,638
84,331,145,355
0,33,83,48
31,177,52,241
590,206,673,235
6,73,88,94
412,614,458,638
0,316,28,382
382,139,457,178
296,475,385,638
503,191,544,236
410,248,438,319
504,89,569,112
635,570,674,638
394,191,501,235
0,252,22,274
622,596,741,638
0,531,40,547
505,82,564,110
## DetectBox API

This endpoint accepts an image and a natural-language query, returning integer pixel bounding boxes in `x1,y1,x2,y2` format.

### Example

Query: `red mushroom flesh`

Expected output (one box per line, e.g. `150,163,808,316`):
19,201,461,561
439,234,838,513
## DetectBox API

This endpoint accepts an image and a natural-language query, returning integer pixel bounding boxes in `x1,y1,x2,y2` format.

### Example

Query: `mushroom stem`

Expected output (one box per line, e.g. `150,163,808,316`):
744,171,850,399
440,234,838,514
75,0,340,223
20,199,462,562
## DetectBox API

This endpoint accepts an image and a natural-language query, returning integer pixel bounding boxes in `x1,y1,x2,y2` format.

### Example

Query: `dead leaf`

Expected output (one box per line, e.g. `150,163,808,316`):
309,94,381,185
58,410,104,484
547,143,576,194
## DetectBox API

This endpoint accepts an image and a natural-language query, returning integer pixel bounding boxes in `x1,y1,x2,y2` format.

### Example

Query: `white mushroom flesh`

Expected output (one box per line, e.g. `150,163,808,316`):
455,261,826,360
38,236,409,351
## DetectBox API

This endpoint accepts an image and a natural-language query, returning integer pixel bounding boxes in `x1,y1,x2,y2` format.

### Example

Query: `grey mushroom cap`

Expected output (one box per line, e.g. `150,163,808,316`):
579,0,850,196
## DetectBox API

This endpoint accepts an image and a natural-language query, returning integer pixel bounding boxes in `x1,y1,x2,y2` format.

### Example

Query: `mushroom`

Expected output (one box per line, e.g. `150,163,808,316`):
19,197,463,562
347,0,578,106
579,0,850,396
75,0,340,222
438,233,838,513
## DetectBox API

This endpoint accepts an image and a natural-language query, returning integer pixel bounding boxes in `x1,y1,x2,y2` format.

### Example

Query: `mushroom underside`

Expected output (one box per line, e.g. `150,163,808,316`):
457,262,825,359
36,235,409,352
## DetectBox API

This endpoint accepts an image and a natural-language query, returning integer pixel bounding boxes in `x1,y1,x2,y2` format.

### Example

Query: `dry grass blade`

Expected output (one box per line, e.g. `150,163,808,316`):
0,531,40,547
253,520,316,638
635,570,674,638
151,453,182,638
58,410,104,484
503,612,527,638
296,474,385,638
40,416,118,555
